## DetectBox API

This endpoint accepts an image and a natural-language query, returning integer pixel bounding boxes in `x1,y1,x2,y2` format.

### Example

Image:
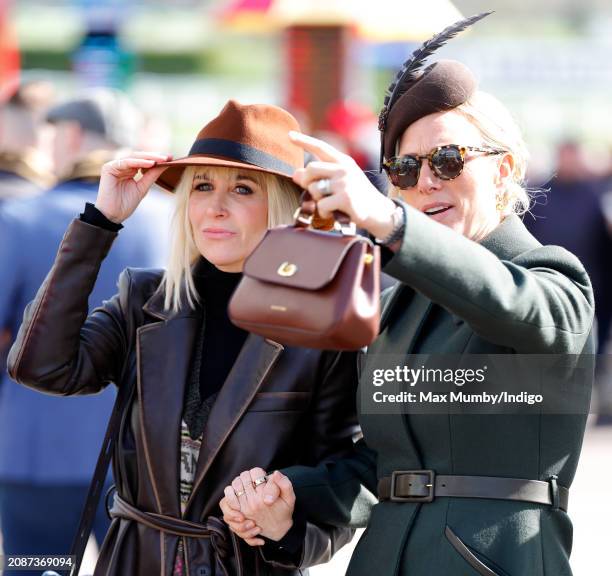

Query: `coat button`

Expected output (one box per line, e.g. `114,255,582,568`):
196,567,209,576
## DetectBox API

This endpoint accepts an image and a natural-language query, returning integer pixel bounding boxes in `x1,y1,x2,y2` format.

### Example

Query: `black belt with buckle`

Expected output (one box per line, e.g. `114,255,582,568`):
378,470,568,512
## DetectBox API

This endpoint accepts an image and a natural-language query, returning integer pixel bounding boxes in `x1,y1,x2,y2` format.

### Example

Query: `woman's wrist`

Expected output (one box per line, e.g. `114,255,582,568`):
80,203,123,232
264,517,294,542
94,203,122,225
364,197,400,240
377,202,406,247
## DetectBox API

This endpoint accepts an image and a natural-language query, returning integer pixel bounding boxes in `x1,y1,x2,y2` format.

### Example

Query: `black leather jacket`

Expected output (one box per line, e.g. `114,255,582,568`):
8,218,358,576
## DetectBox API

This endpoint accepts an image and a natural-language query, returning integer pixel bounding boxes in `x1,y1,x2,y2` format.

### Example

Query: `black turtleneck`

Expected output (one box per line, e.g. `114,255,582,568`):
194,258,248,399
195,257,247,399
180,258,249,438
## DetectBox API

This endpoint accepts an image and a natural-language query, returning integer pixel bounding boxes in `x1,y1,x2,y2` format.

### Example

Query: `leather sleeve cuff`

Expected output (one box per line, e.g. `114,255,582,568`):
80,202,123,232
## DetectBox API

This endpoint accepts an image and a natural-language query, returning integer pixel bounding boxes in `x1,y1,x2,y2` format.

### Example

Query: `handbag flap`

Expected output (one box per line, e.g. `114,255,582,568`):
243,226,366,290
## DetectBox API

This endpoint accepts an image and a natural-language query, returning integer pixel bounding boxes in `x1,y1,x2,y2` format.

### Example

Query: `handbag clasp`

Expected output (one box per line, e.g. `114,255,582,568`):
277,262,298,277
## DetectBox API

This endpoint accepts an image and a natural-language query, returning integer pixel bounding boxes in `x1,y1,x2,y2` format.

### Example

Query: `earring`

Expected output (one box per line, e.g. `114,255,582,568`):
496,193,505,212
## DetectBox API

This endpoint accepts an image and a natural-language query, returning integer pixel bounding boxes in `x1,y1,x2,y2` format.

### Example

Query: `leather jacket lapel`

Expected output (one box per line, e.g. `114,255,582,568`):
139,278,284,516
186,334,283,512
137,293,201,516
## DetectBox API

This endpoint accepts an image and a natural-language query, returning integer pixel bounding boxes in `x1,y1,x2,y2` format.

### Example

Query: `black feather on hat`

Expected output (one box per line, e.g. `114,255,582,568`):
378,11,493,170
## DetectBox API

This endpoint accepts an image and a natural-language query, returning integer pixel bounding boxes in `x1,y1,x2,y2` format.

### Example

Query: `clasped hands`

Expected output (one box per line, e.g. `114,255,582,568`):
219,467,295,546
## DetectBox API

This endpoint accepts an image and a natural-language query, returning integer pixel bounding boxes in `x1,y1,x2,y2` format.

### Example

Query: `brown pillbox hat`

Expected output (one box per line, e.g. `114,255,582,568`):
382,59,477,161
154,100,304,192
378,12,492,166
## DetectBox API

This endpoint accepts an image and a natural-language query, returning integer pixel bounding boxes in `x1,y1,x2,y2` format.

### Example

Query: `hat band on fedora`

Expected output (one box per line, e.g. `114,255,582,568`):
188,138,295,177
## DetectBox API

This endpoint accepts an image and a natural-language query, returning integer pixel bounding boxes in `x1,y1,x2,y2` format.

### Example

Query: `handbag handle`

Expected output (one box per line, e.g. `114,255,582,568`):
293,190,355,234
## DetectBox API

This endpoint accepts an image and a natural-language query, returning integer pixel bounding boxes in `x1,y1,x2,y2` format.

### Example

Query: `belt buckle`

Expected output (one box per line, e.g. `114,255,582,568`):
390,470,435,503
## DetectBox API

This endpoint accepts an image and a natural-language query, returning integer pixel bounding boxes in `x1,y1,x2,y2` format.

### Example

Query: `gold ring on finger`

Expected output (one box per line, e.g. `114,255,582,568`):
253,476,267,488
235,489,246,498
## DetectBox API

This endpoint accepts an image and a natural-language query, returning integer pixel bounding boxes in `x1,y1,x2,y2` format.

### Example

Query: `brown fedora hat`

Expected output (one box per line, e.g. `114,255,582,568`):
154,100,304,191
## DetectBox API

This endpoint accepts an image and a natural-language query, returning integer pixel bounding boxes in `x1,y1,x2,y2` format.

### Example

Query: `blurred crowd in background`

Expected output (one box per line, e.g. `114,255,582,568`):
1,0,612,573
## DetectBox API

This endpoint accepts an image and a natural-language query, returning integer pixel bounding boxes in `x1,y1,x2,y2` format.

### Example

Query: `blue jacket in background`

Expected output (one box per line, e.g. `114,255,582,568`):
0,178,173,484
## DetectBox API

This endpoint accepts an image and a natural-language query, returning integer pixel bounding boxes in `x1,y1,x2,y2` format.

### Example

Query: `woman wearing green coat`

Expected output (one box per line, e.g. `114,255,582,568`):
220,18,595,576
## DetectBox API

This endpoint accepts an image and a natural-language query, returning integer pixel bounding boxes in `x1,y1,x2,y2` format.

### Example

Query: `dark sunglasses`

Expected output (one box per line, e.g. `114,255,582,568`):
383,144,506,189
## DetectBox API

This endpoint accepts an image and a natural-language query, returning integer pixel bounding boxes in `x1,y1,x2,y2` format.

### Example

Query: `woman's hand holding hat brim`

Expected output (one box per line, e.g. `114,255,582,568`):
96,152,171,225
289,131,397,241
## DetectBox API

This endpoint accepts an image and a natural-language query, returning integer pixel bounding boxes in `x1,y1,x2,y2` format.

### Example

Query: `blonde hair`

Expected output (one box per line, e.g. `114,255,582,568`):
161,166,301,312
388,90,531,217
455,91,530,216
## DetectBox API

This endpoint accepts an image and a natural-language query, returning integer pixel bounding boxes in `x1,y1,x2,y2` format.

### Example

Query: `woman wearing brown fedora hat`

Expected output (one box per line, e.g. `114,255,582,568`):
222,14,595,576
7,100,358,575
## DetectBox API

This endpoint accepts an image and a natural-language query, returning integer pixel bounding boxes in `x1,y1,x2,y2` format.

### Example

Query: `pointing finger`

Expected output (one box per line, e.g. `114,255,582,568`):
289,131,346,163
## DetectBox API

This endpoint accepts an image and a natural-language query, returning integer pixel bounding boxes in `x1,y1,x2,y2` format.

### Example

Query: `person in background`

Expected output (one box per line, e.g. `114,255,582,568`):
526,140,612,425
0,81,54,203
0,88,172,575
597,152,612,422
0,81,54,376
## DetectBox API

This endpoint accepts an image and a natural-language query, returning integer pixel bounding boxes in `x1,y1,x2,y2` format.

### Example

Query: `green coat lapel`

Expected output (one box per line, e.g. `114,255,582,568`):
360,288,432,474
379,284,433,354
479,213,540,259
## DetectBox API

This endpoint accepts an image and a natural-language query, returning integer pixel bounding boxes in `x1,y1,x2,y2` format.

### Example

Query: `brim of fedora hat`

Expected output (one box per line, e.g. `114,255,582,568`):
151,155,297,192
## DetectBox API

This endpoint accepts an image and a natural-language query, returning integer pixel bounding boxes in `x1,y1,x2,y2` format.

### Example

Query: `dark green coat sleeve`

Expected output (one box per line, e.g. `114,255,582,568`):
384,203,594,353
282,438,378,530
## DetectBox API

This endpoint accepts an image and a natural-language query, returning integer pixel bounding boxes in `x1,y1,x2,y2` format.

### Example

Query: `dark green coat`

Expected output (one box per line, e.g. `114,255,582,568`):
285,204,595,576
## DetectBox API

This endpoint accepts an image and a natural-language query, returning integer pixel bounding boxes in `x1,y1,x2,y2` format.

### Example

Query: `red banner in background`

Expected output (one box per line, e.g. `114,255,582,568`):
0,0,20,102
285,25,348,132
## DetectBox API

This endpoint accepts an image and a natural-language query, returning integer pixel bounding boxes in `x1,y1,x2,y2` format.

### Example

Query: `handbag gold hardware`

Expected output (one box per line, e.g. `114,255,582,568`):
277,262,298,277
293,206,313,226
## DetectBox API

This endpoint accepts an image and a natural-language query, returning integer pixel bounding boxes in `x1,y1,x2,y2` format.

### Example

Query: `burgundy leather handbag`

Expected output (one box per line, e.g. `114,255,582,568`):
228,197,380,350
